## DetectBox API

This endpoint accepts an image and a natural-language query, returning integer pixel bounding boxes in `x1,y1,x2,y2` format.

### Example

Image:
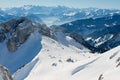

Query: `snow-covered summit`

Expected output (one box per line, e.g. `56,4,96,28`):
0,6,120,80
0,17,91,75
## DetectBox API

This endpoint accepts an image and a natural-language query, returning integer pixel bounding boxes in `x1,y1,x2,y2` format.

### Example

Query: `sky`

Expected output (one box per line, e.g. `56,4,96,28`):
0,0,120,9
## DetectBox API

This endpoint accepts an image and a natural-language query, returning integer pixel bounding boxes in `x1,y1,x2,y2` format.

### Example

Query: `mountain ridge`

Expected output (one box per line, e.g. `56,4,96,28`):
0,6,120,80
61,14,120,52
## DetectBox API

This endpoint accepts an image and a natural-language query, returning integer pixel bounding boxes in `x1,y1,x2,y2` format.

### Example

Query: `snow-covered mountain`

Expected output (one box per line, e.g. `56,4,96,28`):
0,5,120,26
13,38,120,80
0,17,119,80
61,14,120,52
13,35,96,80
0,9,14,23
0,17,93,78
0,6,120,80
0,17,42,74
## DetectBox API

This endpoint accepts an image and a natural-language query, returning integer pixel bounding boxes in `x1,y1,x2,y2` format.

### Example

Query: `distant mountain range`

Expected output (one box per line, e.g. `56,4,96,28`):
0,5,120,26
0,6,120,80
61,14,120,52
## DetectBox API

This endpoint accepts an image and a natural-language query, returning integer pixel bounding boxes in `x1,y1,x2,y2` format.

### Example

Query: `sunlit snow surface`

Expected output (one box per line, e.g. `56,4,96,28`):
13,36,120,80
13,36,97,80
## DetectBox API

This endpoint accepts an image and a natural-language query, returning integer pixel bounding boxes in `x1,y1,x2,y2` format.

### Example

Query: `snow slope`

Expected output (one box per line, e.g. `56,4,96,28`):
0,32,42,74
71,46,120,80
13,36,97,80
13,36,120,80
0,17,119,80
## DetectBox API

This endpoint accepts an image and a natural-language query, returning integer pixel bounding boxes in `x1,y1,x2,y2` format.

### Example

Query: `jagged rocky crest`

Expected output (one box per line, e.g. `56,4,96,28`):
0,15,119,53
0,17,34,52
0,17,58,52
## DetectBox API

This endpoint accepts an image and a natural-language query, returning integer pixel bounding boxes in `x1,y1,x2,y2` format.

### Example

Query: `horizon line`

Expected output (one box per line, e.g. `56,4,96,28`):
1,5,120,10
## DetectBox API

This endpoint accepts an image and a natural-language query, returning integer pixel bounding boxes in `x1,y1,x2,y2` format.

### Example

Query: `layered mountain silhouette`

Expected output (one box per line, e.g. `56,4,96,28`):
61,14,120,52
0,6,120,80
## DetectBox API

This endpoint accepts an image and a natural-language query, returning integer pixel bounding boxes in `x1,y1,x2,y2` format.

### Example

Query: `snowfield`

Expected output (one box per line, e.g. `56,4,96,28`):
0,6,120,80
13,36,120,80
13,36,95,80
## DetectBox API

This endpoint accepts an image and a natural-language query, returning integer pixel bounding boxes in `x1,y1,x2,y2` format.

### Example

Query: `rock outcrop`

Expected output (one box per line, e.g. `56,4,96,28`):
0,17,34,52
0,65,13,80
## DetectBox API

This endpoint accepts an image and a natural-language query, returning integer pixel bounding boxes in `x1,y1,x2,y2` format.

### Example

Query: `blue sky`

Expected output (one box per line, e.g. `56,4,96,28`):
0,0,120,9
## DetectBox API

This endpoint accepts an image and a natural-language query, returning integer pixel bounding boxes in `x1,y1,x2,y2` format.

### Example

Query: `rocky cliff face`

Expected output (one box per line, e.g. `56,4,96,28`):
1,16,116,53
0,65,13,80
0,17,34,52
0,17,60,52
0,17,89,74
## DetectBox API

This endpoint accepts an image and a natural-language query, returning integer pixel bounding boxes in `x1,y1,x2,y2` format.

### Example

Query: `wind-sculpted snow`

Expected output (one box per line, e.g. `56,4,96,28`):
13,58,39,80
71,57,99,75
13,36,97,80
13,45,120,80
0,7,120,79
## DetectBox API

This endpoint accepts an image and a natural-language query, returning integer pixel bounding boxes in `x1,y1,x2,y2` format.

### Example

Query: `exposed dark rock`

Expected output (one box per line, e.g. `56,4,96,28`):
116,57,120,67
98,74,104,80
58,60,62,63
70,32,104,53
1,17,26,33
16,25,34,44
0,29,6,42
116,57,120,63
116,62,120,67
0,65,13,80
52,63,57,66
38,24,57,40
7,37,17,52
66,58,74,63
0,17,35,52
38,24,51,37
109,52,118,59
